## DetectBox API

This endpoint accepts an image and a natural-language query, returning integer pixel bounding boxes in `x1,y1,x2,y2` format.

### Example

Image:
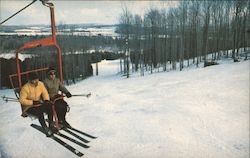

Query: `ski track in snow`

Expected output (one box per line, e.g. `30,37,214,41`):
0,59,249,158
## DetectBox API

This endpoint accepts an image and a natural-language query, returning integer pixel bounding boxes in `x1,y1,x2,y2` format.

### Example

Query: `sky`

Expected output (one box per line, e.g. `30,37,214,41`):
0,1,178,26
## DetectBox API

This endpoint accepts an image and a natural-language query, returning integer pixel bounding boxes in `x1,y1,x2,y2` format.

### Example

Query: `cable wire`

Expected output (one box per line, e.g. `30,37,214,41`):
0,0,37,25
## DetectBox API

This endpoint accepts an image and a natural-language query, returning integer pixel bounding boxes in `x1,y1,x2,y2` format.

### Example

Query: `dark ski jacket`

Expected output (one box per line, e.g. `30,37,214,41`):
43,78,69,99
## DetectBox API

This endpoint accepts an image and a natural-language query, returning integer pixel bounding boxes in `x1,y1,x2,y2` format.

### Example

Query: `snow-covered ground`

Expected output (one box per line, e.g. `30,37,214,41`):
0,59,249,158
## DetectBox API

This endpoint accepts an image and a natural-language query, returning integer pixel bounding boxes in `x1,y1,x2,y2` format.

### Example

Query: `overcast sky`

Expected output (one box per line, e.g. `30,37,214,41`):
0,1,178,26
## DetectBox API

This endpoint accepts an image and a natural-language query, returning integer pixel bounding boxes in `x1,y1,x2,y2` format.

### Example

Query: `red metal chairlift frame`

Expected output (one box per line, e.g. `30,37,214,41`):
9,2,62,128
9,1,63,96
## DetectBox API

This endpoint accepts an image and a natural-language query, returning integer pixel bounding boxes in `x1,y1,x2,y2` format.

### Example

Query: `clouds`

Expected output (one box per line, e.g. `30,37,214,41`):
1,0,50,25
1,1,178,25
53,1,123,25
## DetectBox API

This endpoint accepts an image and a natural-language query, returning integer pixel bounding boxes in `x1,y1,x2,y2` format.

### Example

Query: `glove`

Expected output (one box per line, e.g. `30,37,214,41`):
33,100,42,105
51,94,63,101
44,100,51,104
65,92,72,98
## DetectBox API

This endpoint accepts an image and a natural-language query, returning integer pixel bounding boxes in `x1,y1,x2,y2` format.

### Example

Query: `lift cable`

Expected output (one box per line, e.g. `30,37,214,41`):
0,0,37,25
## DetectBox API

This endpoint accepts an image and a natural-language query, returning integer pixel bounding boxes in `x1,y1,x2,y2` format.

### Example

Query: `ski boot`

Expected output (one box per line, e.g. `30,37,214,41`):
63,120,71,128
59,120,71,128
49,124,59,134
43,126,53,137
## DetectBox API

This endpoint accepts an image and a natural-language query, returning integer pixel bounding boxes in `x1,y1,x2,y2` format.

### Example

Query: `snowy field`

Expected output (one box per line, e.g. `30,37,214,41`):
0,59,249,158
0,25,118,37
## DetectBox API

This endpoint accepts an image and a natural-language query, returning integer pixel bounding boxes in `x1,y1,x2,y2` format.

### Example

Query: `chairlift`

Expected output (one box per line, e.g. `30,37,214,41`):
8,0,63,119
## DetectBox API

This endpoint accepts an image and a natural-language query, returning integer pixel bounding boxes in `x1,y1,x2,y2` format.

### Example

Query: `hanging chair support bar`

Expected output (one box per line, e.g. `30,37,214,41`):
14,0,63,88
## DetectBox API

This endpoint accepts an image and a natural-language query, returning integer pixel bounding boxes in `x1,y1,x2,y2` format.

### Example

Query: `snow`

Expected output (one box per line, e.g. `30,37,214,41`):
0,53,33,61
0,59,249,158
0,25,118,37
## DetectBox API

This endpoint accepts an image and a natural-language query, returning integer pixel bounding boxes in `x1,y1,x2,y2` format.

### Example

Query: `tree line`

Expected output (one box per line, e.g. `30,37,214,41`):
0,34,117,52
0,35,121,89
116,1,250,77
1,0,249,87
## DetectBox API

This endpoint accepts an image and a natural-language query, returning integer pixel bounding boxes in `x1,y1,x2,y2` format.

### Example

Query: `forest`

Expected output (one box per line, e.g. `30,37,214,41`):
116,1,250,77
0,0,249,88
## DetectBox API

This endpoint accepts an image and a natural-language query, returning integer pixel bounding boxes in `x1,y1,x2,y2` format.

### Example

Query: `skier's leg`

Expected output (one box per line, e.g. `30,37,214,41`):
27,107,53,137
61,101,68,122
56,99,70,127
55,100,63,121
42,101,53,125
42,102,58,133
27,107,46,127
61,100,70,127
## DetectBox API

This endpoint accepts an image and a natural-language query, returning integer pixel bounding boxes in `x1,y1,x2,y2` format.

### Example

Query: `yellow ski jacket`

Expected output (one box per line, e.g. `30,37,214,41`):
19,81,50,107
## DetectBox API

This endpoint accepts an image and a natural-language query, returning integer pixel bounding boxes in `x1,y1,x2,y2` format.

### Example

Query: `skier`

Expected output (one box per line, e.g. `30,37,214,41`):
43,67,72,128
19,72,54,137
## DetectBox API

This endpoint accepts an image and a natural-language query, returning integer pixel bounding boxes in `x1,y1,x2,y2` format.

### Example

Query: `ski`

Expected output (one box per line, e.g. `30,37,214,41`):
45,119,97,139
66,127,97,139
62,128,90,143
31,124,84,157
56,132,90,148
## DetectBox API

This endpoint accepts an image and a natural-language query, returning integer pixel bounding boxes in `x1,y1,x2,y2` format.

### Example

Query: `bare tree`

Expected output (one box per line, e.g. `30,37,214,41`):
232,0,247,60
167,8,177,70
177,1,188,71
188,1,200,67
201,1,212,65
144,8,162,73
118,3,133,78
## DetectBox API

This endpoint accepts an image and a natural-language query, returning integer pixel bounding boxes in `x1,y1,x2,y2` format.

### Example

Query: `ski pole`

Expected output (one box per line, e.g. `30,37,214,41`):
4,98,18,101
1,96,19,101
71,93,91,98
3,98,19,103
2,96,18,100
50,93,92,101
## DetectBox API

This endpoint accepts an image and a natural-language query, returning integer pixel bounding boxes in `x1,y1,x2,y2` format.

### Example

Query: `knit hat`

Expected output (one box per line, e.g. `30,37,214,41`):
47,67,56,75
28,72,39,81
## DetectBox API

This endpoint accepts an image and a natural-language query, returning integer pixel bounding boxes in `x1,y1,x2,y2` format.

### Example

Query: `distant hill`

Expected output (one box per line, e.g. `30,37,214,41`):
0,23,119,37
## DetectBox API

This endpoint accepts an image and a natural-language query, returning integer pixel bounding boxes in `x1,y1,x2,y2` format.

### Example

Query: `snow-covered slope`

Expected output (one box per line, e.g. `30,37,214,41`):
0,59,249,158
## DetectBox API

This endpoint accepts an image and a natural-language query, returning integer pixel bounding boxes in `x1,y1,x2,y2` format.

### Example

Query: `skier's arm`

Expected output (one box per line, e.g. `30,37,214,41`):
19,88,33,106
59,81,72,98
59,80,69,94
40,82,50,101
